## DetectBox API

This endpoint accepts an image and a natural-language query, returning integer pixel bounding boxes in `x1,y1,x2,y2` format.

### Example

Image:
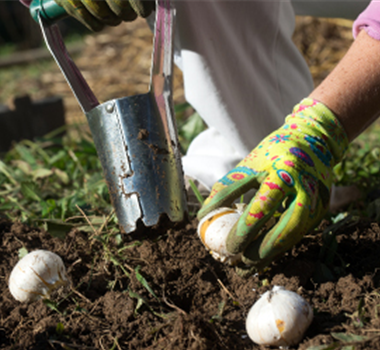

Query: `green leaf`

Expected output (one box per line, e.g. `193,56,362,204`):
41,219,75,239
21,182,41,202
32,168,53,180
128,289,148,316
22,140,51,164
55,322,64,335
188,179,204,205
0,160,17,185
41,199,57,217
211,301,226,321
331,212,348,224
54,168,69,184
181,112,205,141
115,234,123,246
306,344,340,350
12,160,32,175
8,196,31,215
15,144,37,165
135,265,158,300
58,197,68,220
89,216,107,225
43,299,61,314
76,225,96,233
331,332,370,343
346,298,367,328
174,102,192,114
48,149,67,166
178,112,206,153
18,247,28,259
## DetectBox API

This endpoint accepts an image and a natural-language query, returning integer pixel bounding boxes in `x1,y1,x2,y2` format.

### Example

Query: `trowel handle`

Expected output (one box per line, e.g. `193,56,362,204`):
30,0,67,24
31,1,99,113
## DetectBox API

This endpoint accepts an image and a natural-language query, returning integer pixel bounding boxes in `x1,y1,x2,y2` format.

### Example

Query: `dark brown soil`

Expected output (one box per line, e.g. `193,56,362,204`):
1,215,380,350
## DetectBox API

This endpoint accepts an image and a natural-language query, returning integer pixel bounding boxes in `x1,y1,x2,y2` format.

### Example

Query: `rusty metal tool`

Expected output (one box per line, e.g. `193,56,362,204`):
29,0,188,233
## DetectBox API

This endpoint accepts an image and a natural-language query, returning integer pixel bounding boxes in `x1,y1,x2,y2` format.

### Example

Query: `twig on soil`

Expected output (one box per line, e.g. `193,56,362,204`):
123,263,134,273
88,298,102,316
96,210,115,236
65,215,90,221
64,235,75,256
10,318,33,338
49,339,97,349
76,205,96,233
69,258,82,270
112,337,122,350
162,291,187,315
71,286,92,304
189,329,204,345
217,278,237,301
99,335,117,350
70,298,103,327
144,335,170,350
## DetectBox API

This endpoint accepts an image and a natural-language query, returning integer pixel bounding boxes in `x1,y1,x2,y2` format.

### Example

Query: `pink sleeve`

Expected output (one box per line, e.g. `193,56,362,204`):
353,1,380,40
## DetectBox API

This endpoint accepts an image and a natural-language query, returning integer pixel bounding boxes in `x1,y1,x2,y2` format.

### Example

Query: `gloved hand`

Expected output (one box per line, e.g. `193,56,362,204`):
55,0,155,31
198,98,348,277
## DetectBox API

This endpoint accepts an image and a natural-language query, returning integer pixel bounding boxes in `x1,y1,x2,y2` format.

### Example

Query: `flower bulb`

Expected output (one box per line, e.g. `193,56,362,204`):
9,250,68,303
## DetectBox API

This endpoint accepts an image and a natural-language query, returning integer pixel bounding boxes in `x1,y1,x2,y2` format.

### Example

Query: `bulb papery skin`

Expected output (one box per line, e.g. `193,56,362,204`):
9,250,69,303
197,206,244,265
246,286,313,347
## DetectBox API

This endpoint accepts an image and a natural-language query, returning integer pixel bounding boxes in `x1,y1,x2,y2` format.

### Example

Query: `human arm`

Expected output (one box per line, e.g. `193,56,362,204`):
198,20,380,276
311,29,380,142
312,0,380,141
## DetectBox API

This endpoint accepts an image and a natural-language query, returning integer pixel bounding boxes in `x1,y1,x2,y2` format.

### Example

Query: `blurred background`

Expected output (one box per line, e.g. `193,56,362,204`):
0,2,355,148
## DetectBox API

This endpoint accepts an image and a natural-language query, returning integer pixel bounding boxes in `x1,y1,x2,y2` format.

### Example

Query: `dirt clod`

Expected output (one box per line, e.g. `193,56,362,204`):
137,129,149,140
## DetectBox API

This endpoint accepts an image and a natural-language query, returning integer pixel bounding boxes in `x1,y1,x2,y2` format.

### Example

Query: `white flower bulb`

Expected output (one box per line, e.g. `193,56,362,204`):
197,205,245,265
9,250,69,303
246,286,313,347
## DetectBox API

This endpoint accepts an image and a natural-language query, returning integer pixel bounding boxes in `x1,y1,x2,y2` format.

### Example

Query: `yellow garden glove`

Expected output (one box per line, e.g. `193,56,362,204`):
55,0,155,31
198,98,349,277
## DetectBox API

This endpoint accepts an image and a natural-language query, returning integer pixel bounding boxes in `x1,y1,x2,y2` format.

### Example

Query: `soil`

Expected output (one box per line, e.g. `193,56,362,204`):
1,214,380,350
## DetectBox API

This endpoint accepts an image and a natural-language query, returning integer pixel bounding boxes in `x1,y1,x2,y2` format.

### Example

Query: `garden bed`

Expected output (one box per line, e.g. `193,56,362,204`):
1,213,380,349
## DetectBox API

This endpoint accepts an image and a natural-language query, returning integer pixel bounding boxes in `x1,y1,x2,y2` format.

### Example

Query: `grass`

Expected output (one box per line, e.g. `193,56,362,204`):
0,107,379,229
334,123,380,194
174,102,206,155
0,125,116,234
0,102,205,234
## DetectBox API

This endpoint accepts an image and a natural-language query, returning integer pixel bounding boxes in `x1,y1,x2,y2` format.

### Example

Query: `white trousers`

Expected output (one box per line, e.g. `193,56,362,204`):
170,0,370,190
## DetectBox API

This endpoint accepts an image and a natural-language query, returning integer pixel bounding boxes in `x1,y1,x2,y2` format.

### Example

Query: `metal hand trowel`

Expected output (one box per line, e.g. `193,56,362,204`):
30,0,187,233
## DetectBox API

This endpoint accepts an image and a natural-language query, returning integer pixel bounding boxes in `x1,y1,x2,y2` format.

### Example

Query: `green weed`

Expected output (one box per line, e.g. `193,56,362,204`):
0,125,115,232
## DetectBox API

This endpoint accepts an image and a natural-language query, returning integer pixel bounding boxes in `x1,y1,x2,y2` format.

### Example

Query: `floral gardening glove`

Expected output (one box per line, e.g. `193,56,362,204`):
198,98,348,277
55,0,155,31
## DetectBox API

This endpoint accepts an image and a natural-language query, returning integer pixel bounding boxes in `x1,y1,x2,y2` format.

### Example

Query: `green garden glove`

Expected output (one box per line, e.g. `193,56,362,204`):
198,98,349,277
55,0,155,31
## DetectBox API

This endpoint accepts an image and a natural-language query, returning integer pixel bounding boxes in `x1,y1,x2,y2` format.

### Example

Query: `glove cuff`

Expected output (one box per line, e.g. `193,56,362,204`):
285,98,349,166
